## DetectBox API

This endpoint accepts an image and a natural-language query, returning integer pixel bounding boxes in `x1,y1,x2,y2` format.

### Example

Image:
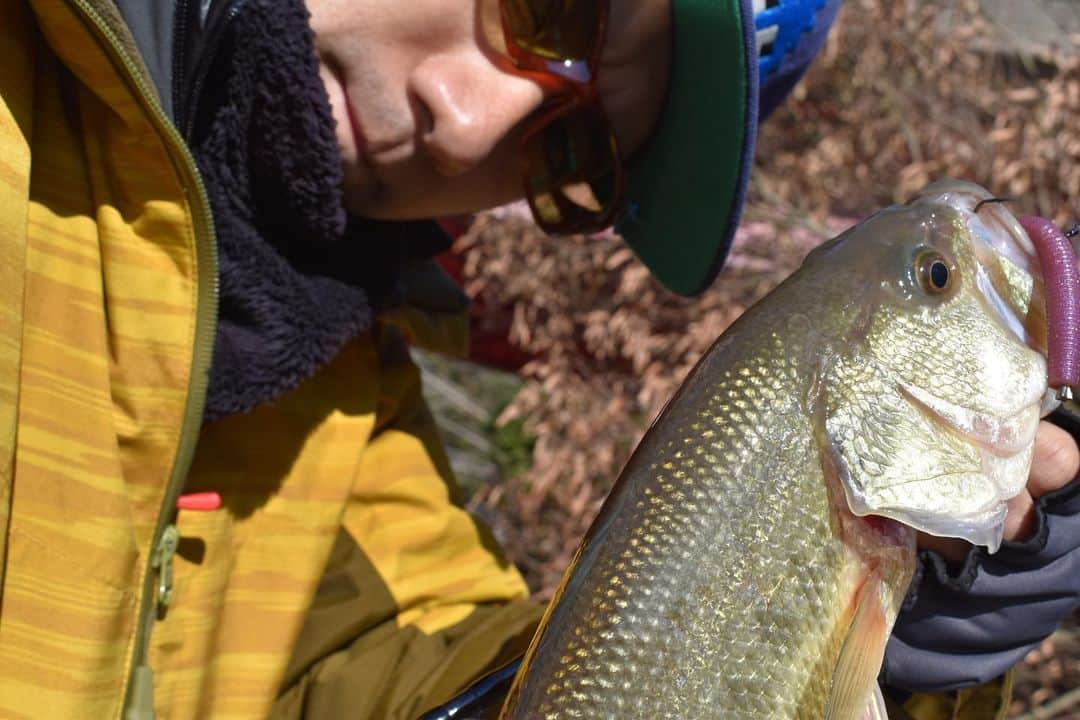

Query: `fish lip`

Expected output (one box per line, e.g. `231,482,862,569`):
912,180,1036,263
965,208,1040,349
897,381,1039,457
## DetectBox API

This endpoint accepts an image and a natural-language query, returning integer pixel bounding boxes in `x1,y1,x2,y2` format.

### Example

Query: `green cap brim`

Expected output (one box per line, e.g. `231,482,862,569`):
616,0,759,297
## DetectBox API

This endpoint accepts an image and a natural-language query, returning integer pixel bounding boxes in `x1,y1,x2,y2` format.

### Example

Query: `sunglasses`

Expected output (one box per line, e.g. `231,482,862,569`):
499,0,624,235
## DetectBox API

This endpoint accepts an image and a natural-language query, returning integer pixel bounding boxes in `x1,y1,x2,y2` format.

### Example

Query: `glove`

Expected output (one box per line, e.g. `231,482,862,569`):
883,475,1080,692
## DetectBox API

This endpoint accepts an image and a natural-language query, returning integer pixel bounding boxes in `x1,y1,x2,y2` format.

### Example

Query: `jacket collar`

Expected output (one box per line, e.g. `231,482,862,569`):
106,0,176,116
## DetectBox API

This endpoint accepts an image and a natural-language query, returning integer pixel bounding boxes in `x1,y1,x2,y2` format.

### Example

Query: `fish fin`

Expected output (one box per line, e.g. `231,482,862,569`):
824,569,890,720
857,684,889,720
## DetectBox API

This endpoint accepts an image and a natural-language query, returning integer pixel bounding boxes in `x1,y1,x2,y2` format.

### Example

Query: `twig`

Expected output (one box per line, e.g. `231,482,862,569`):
1014,686,1080,720
436,416,493,454
878,81,925,166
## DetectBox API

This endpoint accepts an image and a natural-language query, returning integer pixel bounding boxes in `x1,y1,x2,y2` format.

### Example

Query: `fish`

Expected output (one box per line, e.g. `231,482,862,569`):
497,180,1076,720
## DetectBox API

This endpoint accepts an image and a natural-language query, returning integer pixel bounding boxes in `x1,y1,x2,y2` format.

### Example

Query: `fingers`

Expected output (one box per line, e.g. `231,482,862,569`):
1028,421,1080,498
1002,489,1035,543
1000,423,1079,544
919,489,1038,561
916,531,968,566
912,422,1077,562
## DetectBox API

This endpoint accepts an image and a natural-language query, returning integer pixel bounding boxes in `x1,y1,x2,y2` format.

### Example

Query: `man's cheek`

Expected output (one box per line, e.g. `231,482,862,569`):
317,64,354,166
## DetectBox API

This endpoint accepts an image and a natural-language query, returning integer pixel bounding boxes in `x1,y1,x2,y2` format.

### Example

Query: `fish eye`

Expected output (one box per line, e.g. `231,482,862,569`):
916,251,953,294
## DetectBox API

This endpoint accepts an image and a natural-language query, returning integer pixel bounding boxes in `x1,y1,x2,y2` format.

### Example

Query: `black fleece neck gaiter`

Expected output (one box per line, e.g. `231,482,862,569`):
188,0,442,423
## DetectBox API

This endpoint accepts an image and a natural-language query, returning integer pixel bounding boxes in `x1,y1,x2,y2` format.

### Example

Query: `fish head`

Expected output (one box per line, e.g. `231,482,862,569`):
808,180,1051,552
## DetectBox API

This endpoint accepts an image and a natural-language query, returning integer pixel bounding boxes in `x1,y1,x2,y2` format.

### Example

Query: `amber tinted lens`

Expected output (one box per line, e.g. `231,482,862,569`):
503,0,604,61
524,104,621,234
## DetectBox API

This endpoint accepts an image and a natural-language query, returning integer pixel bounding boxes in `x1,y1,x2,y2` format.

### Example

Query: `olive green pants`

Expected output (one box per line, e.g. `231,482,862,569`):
270,528,542,720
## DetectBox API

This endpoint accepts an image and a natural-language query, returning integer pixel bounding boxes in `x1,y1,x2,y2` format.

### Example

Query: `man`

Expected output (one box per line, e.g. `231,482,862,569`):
0,1,1077,719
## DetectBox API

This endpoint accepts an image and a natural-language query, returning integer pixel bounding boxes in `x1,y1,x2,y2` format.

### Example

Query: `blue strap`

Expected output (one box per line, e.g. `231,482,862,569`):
417,657,524,720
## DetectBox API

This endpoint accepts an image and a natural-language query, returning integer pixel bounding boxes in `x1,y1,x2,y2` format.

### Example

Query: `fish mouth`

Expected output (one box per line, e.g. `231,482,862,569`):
912,180,1069,416
897,381,1040,457
912,180,1036,268
878,381,1039,552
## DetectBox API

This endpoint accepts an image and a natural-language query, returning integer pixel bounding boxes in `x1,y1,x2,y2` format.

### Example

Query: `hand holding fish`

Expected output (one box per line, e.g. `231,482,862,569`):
920,421,1079,562
885,417,1080,695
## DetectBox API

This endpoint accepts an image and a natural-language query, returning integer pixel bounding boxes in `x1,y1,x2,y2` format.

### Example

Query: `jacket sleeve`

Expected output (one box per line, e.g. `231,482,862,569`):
882,476,1080,692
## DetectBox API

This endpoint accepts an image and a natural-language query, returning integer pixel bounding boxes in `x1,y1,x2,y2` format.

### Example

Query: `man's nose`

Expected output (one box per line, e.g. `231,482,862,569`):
409,50,547,176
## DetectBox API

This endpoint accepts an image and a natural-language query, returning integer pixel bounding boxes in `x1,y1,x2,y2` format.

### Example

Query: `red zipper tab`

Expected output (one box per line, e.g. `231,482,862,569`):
176,491,222,511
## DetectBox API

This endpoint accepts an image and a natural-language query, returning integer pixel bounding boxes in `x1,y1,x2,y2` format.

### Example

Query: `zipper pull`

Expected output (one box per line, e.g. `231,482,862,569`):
123,525,179,720
124,664,156,720
153,524,179,610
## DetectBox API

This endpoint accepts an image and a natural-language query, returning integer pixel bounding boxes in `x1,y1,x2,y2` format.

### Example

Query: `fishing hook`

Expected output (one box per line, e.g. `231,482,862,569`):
1066,224,1079,239
973,196,1016,213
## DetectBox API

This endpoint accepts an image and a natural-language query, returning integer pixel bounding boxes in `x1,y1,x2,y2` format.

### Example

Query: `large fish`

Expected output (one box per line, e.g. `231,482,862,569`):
496,180,1079,719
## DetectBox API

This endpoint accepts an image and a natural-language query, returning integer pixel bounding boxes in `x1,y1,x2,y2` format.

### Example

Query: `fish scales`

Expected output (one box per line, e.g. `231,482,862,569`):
503,284,900,719
500,181,1053,720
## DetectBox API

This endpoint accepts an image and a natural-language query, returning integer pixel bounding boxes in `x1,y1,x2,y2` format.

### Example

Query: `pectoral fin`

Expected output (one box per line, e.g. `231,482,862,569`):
824,569,891,720
858,684,890,720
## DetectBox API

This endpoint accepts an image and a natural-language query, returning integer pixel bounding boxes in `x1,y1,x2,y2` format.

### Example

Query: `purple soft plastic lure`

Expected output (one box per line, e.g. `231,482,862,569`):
1019,216,1080,391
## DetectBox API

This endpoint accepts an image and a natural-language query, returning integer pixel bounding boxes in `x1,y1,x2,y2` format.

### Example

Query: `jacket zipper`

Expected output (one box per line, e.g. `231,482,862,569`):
65,2,220,718
178,0,248,140
171,0,191,129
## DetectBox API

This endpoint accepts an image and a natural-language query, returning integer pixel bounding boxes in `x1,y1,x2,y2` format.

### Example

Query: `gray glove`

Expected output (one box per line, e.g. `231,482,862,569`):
882,465,1080,692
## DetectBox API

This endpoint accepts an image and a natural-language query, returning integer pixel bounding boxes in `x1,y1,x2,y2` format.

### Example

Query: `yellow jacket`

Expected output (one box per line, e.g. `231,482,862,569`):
0,1,538,717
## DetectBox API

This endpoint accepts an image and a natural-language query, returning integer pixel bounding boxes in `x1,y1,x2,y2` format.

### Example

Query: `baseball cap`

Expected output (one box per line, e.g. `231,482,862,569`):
616,0,841,296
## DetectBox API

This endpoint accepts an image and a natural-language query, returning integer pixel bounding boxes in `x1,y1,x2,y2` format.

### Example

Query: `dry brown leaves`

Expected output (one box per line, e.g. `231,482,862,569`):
760,0,1080,222
461,0,1080,614
1009,616,1080,717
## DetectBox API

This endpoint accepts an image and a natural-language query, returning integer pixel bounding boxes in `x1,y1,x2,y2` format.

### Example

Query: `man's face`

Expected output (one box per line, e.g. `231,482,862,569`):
307,0,672,220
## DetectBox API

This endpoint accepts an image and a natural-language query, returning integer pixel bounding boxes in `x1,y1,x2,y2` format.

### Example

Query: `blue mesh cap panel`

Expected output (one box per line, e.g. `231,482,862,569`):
755,0,827,78
754,0,841,118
